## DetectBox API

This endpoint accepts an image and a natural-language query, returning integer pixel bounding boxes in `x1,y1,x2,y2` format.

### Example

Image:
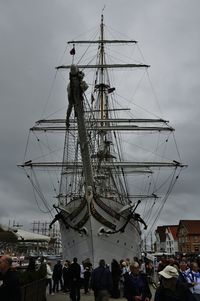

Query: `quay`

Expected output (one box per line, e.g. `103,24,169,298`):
47,290,126,301
47,287,156,301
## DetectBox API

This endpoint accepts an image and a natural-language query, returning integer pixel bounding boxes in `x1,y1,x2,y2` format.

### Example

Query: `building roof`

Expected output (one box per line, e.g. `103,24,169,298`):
0,224,18,243
156,225,179,242
179,220,200,235
155,226,167,242
0,224,50,242
166,225,178,239
14,228,50,242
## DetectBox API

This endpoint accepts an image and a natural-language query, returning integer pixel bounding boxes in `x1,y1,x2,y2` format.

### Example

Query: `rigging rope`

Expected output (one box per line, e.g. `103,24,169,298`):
145,168,182,238
25,170,54,217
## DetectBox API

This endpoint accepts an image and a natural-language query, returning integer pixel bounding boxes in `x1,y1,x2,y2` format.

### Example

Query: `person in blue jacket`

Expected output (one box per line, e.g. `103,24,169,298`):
124,261,152,301
91,259,113,301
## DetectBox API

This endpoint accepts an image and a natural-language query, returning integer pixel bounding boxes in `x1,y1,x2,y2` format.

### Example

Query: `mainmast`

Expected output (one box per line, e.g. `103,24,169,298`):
98,14,110,176
100,14,105,120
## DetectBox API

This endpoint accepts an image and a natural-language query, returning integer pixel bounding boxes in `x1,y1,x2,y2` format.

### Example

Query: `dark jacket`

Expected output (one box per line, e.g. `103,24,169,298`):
0,269,21,301
91,266,112,294
124,272,152,301
53,261,63,280
154,281,196,301
68,262,81,283
62,266,70,279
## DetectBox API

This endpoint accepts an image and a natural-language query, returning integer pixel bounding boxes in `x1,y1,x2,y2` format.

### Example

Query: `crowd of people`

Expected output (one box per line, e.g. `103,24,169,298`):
154,255,200,301
1,253,200,300
46,254,200,301
45,257,93,298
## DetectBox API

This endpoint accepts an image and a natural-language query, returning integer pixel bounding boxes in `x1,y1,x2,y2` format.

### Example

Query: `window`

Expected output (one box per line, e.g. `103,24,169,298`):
186,245,190,252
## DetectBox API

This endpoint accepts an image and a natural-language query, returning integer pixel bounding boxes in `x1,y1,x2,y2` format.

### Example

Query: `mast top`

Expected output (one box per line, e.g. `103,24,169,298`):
101,13,104,24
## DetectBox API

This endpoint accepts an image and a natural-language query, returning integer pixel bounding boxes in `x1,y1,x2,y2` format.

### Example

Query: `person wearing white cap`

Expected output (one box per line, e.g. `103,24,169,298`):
154,265,196,301
159,265,179,279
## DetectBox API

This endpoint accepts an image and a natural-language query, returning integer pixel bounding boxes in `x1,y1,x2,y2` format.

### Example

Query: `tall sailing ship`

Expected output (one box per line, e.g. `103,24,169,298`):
19,15,185,267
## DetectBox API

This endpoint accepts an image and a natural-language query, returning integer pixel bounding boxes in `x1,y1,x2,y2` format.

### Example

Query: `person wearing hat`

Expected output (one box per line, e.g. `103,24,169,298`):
154,265,196,301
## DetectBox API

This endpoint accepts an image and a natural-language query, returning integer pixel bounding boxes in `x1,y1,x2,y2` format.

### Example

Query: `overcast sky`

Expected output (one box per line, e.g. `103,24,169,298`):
0,0,200,237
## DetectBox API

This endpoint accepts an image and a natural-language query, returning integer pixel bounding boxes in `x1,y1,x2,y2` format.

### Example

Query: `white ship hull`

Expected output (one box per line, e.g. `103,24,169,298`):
60,216,141,267
58,196,141,267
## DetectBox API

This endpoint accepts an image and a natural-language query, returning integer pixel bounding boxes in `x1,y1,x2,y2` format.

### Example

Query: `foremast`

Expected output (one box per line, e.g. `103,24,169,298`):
68,65,94,191
68,64,96,259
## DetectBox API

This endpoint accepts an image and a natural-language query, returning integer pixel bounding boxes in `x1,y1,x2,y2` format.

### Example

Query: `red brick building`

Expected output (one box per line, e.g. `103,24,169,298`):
177,220,200,254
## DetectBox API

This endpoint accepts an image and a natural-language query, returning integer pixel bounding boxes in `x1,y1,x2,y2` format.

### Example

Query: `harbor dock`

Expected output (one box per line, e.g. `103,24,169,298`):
47,287,155,301
47,290,126,301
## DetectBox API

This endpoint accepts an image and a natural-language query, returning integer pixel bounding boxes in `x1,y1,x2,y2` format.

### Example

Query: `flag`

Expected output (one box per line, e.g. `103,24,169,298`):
70,44,75,55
